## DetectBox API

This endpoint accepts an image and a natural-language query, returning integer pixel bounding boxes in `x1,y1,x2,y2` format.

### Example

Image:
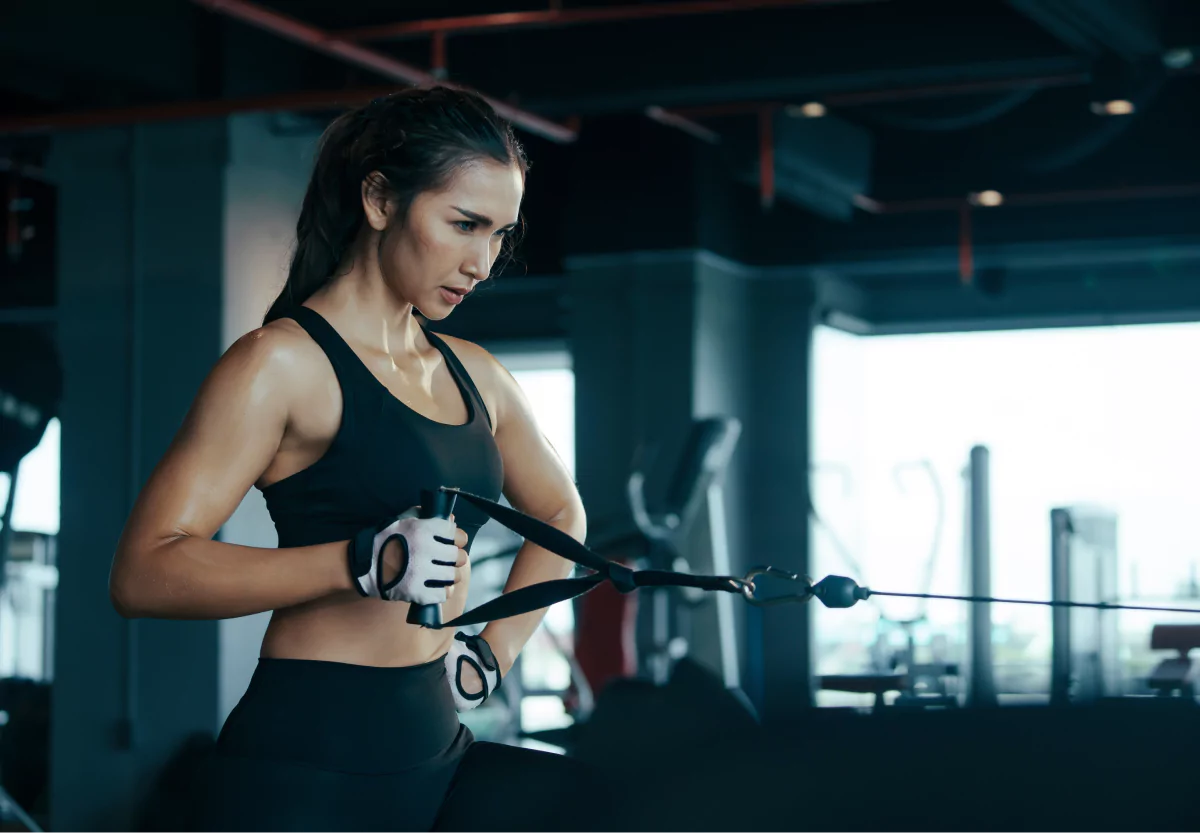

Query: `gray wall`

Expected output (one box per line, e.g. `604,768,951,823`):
217,113,316,725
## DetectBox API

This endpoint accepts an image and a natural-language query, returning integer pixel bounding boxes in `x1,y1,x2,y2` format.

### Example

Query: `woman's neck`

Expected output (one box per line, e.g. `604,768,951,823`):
310,265,427,363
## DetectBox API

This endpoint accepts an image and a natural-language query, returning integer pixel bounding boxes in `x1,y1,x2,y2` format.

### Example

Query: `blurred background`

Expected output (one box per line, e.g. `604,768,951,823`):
2,0,1200,829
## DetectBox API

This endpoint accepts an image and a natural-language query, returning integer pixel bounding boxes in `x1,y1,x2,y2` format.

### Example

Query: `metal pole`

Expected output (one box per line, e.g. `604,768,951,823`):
707,481,741,690
0,467,16,594
1050,508,1073,706
967,445,997,707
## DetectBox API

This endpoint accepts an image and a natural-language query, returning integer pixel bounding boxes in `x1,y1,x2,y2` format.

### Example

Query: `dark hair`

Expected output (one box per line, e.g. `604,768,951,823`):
264,86,528,324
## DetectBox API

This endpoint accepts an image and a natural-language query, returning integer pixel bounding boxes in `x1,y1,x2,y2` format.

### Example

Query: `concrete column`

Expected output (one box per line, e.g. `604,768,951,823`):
745,278,817,719
566,250,813,709
49,120,226,831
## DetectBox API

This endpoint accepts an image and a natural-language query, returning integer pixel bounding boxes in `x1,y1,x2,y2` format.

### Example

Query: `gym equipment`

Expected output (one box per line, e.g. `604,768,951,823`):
1050,506,1120,705
467,417,743,708
406,489,458,629
1145,625,1200,697
415,487,1200,624
812,457,960,711
0,324,60,833
625,417,742,686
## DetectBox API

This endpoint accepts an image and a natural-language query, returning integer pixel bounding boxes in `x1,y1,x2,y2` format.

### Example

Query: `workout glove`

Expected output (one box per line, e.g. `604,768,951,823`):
348,508,458,604
444,632,502,712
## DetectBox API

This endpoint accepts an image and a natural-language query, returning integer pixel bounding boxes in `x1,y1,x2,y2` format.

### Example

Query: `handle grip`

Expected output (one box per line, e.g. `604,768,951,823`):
406,488,457,628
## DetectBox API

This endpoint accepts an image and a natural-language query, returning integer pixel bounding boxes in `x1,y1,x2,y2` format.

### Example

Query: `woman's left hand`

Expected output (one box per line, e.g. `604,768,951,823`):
444,632,502,712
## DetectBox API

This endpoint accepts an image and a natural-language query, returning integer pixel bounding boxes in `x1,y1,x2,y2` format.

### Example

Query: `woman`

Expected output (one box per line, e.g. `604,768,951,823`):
110,86,605,831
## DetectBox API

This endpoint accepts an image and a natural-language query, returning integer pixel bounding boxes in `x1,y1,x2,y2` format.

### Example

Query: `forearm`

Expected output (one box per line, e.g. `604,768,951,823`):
110,534,354,620
480,508,586,675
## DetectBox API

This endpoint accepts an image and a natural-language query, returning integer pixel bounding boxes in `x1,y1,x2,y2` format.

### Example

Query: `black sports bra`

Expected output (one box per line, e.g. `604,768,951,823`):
260,307,504,550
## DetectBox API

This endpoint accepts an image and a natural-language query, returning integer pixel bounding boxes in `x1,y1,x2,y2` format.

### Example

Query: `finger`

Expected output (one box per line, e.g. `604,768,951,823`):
418,585,449,606
455,528,468,548
456,547,469,568
432,561,458,584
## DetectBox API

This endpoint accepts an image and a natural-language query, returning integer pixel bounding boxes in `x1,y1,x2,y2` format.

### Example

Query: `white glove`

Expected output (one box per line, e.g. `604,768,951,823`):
348,508,459,605
444,633,503,712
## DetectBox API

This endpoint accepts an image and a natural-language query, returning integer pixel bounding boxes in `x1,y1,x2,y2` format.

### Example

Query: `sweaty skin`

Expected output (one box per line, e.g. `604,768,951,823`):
110,160,585,689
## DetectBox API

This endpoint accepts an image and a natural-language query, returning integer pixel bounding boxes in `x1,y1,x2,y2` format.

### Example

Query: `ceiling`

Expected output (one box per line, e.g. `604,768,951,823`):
3,0,1199,331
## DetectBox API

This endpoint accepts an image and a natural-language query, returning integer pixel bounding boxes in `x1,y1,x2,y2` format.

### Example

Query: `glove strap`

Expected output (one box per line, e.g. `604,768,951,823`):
453,632,502,703
347,522,410,599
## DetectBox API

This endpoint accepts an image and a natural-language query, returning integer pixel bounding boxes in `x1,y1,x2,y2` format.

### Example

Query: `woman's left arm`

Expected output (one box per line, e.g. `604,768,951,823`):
477,353,586,676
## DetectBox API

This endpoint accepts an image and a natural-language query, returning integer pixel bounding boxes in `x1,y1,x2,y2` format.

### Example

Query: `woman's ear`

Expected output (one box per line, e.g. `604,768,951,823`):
361,171,393,231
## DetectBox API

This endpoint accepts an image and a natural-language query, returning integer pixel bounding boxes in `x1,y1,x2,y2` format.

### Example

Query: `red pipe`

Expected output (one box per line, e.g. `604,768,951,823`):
192,0,578,143
431,31,448,78
958,204,973,285
759,106,775,210
337,0,885,42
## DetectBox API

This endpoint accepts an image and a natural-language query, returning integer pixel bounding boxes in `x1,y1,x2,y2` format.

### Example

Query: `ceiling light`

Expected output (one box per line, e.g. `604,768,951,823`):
1090,99,1135,116
970,190,1004,207
1163,48,1194,70
786,102,826,118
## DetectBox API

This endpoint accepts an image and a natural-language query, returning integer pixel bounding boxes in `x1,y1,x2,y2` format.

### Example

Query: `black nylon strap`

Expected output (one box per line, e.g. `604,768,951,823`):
428,489,743,629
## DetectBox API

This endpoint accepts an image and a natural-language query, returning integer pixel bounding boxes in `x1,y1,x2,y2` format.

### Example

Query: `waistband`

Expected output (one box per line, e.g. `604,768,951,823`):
217,655,469,774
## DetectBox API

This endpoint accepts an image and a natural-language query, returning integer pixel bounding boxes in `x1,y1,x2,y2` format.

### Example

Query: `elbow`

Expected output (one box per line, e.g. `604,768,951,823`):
109,574,146,619
554,501,587,542
109,552,153,619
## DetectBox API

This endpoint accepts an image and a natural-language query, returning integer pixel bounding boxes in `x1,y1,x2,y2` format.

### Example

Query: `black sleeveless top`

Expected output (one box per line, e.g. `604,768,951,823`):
260,307,505,550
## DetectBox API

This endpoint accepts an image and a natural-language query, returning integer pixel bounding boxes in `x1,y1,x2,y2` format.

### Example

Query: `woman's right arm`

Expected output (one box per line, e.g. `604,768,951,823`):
109,326,355,620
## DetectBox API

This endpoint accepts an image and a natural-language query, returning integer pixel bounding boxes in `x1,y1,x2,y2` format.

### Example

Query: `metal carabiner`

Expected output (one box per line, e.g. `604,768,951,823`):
740,566,814,607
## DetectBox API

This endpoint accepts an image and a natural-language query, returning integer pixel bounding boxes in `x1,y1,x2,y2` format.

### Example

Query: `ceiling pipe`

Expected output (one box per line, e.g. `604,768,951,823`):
0,87,400,135
9,68,1079,135
191,0,578,143
856,182,1200,215
335,0,887,42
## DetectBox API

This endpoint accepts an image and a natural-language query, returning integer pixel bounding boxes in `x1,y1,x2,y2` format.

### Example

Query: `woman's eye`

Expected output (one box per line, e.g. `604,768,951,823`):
456,220,476,232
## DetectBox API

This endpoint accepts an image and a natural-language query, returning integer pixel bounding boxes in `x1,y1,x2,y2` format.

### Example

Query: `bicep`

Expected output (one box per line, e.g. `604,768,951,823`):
492,360,584,527
116,330,293,557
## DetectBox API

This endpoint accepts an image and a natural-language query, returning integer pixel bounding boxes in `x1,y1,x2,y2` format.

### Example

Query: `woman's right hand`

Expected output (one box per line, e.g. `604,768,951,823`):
350,509,467,604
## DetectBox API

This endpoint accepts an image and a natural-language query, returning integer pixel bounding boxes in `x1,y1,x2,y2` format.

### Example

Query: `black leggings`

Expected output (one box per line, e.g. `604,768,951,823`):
196,656,611,832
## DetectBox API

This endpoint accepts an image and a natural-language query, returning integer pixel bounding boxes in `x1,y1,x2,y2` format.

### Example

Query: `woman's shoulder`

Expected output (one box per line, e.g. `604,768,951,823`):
435,334,508,426
215,319,331,397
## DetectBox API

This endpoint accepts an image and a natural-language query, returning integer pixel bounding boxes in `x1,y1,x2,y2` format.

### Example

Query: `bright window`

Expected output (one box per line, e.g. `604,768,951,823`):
812,323,1200,705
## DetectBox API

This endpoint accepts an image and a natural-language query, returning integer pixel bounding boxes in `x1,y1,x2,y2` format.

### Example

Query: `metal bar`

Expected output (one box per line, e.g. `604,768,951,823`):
644,106,720,143
1050,508,1072,707
708,482,742,690
191,0,578,143
336,0,886,42
967,445,997,708
0,467,17,595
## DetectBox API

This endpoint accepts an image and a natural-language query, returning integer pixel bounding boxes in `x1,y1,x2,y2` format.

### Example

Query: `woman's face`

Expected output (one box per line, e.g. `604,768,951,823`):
373,159,524,320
